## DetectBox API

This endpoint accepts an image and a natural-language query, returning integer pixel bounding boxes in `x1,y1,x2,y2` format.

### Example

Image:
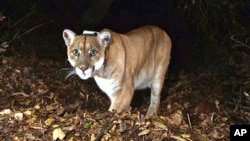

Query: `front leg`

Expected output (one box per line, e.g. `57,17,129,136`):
108,82,134,113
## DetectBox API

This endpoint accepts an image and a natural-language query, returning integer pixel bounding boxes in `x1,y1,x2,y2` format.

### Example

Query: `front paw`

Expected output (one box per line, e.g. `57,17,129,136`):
146,106,158,118
108,105,131,114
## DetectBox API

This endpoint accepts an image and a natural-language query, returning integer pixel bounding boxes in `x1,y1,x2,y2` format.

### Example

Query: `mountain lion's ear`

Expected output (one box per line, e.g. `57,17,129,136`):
63,29,76,46
98,31,111,47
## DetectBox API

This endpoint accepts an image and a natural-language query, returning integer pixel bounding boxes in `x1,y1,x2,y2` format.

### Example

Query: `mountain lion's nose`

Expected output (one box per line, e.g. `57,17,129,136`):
80,67,88,72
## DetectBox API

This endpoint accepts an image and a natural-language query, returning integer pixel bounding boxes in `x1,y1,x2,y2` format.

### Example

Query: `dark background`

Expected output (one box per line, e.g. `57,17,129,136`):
0,0,249,74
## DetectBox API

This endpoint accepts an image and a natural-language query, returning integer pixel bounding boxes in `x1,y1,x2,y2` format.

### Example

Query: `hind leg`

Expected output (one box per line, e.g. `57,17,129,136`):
146,65,168,118
146,81,164,117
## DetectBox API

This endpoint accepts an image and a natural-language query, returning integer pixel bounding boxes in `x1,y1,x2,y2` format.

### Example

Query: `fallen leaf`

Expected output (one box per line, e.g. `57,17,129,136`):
46,105,56,111
138,129,150,136
119,121,127,133
103,134,112,140
63,125,76,131
1,41,9,48
34,104,40,110
200,117,209,128
56,107,66,116
23,110,32,118
0,109,12,115
45,117,55,126
90,133,95,141
14,112,23,121
215,100,220,109
53,128,65,140
152,121,168,131
83,122,92,129
221,117,228,122
168,110,183,126
181,134,191,139
0,48,6,53
194,103,212,116
209,129,224,139
160,132,168,140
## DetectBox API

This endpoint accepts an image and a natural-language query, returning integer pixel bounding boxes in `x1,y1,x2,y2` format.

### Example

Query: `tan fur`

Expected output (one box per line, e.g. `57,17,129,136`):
63,25,172,117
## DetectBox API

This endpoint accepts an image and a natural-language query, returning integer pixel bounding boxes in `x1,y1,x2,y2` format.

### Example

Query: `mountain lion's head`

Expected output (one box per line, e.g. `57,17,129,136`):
63,29,111,79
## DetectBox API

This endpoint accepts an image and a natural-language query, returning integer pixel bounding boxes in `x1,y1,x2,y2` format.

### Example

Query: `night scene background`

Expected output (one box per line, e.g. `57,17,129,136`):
0,0,250,140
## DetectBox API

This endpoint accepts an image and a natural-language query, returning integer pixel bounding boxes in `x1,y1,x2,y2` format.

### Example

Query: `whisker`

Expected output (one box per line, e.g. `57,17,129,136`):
59,68,72,71
65,70,76,81
59,67,76,81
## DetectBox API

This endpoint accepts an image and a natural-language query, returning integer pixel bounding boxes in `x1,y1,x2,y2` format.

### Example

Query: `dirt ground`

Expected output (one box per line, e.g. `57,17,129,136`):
0,45,249,141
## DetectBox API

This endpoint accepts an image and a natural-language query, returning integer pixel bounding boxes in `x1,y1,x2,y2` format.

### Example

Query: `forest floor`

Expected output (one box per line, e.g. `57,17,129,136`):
0,45,249,141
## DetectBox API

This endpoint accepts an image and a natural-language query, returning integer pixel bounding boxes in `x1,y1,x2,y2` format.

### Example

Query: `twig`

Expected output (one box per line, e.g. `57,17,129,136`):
11,92,30,97
8,30,19,44
226,102,250,110
210,112,214,124
9,12,32,28
128,126,140,138
187,113,192,129
20,20,54,36
233,91,242,112
39,119,46,138
231,34,250,49
170,135,187,141
94,122,114,141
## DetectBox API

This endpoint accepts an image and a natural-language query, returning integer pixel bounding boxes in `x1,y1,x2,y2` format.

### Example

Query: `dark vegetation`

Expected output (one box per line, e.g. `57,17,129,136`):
0,0,249,140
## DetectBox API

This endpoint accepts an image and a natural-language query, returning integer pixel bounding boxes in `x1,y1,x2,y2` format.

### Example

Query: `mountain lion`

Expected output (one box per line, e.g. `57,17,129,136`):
63,25,172,117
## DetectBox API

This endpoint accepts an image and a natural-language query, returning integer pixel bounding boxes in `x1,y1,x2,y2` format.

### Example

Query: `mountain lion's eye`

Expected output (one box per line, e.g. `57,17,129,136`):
72,49,80,56
89,49,97,57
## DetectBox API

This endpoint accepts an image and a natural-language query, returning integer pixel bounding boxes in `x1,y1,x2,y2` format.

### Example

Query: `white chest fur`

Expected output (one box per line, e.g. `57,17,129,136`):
94,76,120,100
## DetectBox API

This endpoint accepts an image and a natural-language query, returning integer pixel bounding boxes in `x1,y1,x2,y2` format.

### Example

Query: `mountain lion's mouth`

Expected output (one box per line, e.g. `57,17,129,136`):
75,66,93,80
62,66,94,80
